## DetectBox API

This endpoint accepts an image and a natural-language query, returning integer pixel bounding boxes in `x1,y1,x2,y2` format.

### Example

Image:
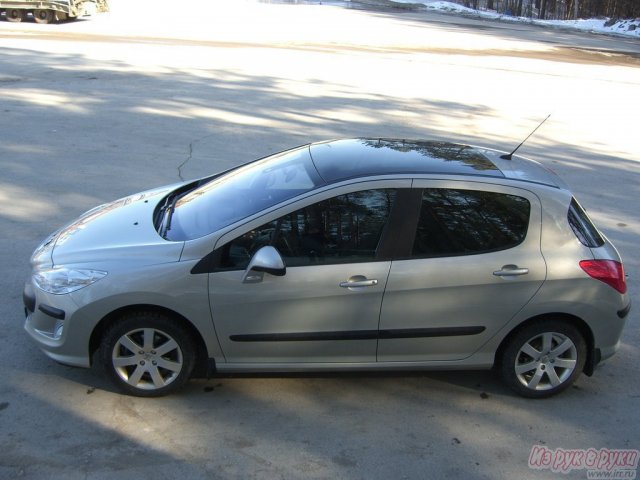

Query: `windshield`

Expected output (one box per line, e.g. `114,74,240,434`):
164,146,322,240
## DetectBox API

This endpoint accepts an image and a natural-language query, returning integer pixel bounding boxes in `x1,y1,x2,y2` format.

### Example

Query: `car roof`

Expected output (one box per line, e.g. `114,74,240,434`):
308,138,563,188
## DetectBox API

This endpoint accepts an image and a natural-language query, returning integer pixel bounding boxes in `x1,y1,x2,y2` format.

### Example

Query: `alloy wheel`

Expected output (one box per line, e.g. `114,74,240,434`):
514,332,577,391
112,327,184,391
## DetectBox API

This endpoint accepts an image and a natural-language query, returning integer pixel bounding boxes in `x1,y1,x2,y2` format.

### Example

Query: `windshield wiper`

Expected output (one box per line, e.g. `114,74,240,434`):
156,180,208,239
159,194,180,239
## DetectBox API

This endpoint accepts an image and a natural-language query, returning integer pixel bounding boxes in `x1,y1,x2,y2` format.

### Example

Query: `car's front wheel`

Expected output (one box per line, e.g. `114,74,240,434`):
500,320,586,398
100,312,196,397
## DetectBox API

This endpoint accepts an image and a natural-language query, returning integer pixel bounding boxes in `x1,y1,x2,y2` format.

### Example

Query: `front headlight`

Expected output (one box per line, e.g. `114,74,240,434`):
33,268,108,295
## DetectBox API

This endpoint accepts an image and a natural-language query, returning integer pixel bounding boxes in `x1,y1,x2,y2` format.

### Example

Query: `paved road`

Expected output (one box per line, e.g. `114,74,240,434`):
1,1,638,478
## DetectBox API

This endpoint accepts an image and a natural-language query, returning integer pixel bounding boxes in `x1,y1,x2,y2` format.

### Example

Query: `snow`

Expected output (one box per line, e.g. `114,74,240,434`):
389,0,640,38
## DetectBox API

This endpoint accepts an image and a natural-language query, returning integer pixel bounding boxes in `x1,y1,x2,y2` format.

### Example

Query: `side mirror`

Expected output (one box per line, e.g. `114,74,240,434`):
242,246,286,283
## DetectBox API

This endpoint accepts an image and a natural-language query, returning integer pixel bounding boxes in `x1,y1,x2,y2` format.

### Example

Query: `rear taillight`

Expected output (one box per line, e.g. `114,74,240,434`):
579,260,627,294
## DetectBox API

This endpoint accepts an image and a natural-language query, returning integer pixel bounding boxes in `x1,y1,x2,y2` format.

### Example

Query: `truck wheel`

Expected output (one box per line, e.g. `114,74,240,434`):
6,9,25,22
34,9,54,24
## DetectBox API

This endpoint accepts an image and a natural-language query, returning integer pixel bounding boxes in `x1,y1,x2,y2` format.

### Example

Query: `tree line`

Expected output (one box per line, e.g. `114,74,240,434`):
462,0,640,20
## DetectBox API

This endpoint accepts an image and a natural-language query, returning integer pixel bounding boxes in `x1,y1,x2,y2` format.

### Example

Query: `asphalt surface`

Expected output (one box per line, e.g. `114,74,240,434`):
0,1,639,478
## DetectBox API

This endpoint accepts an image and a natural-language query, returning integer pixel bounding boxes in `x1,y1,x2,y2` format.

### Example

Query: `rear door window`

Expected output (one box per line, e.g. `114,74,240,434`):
412,188,530,258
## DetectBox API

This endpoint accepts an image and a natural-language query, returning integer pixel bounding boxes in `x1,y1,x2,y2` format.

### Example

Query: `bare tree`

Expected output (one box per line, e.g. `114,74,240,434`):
450,0,640,19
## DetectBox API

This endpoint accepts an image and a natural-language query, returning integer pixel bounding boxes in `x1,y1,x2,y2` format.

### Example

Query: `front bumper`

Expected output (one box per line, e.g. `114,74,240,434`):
23,281,91,368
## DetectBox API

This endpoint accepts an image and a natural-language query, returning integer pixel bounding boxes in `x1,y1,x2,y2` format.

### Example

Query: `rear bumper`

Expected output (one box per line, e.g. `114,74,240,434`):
584,300,630,376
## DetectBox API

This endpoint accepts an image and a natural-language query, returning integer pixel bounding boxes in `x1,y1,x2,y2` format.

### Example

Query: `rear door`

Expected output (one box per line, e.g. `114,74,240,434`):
377,181,547,362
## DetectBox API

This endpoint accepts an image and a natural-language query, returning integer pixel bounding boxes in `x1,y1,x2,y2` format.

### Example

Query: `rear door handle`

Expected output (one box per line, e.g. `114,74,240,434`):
493,265,529,277
340,275,378,289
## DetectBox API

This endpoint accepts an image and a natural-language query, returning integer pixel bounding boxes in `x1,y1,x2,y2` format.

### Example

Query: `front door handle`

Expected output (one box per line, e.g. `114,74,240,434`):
493,265,529,277
340,275,378,289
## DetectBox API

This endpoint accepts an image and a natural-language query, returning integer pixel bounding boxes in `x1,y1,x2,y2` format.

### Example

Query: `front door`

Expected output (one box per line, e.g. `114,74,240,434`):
208,187,402,364
210,262,391,363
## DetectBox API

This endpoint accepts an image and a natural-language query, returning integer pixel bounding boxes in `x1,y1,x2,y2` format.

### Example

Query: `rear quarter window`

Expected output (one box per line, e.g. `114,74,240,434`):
568,198,604,248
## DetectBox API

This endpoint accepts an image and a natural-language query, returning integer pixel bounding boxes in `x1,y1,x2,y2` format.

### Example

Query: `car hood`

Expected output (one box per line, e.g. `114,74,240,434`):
32,185,185,269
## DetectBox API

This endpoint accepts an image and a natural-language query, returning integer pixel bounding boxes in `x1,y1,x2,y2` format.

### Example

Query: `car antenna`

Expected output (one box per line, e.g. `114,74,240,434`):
500,114,551,160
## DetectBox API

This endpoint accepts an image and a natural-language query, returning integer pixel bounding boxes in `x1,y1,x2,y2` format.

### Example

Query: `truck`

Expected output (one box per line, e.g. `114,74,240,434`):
1,0,109,24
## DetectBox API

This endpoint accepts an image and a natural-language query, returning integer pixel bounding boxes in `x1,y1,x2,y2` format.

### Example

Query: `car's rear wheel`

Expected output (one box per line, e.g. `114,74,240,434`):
500,320,586,398
100,311,195,397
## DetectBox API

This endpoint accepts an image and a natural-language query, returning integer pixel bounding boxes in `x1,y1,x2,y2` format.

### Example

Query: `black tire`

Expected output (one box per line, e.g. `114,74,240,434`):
100,311,196,397
33,9,54,24
500,320,586,398
5,9,25,22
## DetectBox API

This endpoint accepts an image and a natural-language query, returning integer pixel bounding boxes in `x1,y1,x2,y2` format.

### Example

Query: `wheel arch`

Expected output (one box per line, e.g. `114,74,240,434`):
89,304,212,377
494,313,595,375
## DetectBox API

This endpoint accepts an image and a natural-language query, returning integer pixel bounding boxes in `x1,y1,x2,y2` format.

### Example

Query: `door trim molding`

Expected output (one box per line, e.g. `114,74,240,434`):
230,326,485,342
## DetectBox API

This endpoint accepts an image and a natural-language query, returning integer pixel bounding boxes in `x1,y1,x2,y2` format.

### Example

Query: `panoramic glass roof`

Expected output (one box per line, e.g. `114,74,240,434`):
309,138,504,183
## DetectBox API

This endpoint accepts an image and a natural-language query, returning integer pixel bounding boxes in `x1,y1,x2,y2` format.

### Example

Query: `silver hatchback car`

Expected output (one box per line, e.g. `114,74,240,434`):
24,139,630,397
